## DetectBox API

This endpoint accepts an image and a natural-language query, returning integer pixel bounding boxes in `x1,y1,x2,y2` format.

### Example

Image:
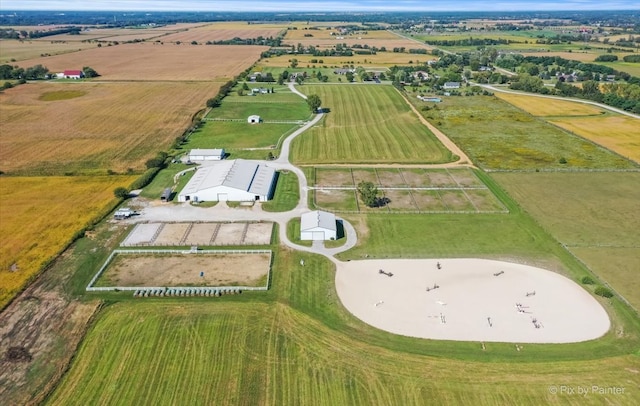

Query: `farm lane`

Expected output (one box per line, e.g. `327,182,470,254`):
130,81,486,260
396,90,474,166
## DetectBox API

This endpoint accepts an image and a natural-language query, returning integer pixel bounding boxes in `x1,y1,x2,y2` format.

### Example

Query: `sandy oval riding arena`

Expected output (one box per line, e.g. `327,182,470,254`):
335,258,610,343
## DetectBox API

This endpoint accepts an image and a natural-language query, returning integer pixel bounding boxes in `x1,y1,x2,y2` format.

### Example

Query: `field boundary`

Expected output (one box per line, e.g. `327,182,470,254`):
86,248,272,293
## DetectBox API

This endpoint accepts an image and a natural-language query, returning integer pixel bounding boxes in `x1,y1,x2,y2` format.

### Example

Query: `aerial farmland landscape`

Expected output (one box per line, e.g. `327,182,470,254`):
0,1,639,405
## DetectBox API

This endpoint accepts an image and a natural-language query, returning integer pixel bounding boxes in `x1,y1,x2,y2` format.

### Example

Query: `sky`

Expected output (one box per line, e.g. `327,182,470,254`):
1,1,639,12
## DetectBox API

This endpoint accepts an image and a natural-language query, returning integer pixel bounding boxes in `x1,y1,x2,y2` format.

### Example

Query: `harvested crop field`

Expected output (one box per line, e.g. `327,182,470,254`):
0,39,97,63
0,175,135,308
95,252,271,287
0,81,221,174
15,42,266,81
495,92,605,117
549,115,640,164
160,24,284,43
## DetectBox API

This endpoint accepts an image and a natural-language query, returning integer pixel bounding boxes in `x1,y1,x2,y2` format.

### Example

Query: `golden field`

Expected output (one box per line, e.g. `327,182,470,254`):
550,115,640,163
284,27,399,41
14,42,266,81
495,92,605,116
0,81,222,174
520,50,634,63
160,25,284,43
283,37,433,51
260,51,436,69
0,39,98,63
0,175,135,309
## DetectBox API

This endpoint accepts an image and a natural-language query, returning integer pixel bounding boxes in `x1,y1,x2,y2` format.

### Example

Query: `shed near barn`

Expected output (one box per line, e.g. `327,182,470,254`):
160,188,172,202
188,148,225,161
248,115,261,124
177,159,276,203
300,210,337,241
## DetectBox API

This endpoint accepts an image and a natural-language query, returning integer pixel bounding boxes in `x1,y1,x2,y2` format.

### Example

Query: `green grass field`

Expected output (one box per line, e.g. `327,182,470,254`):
418,95,637,170
262,171,300,212
492,171,640,310
206,87,311,121
291,85,454,164
139,164,193,199
47,245,640,406
188,121,299,150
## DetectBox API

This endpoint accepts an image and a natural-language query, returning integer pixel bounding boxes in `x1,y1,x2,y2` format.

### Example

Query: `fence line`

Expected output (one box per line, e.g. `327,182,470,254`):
86,249,272,292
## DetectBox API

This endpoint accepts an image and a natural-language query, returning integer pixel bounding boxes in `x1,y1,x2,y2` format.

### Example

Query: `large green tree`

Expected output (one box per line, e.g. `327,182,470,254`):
306,94,322,113
357,181,379,207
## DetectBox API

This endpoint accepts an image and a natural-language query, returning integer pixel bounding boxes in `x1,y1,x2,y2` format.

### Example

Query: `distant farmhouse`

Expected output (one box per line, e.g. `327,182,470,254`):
57,69,84,79
300,210,337,241
248,115,261,124
178,159,276,203
443,82,461,89
188,148,225,161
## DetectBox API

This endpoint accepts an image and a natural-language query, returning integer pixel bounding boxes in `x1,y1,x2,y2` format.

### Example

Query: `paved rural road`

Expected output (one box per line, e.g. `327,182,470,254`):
130,82,476,261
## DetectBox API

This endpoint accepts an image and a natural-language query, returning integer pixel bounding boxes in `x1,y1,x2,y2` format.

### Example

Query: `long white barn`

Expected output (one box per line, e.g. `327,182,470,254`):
178,159,276,202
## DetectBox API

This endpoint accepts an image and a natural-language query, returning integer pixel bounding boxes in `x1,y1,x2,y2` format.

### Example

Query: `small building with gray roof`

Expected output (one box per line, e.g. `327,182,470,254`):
177,159,276,202
300,210,337,241
188,148,225,161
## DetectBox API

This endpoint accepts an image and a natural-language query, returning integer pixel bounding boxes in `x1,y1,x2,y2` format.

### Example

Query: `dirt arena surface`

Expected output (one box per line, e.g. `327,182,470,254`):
335,258,610,343
99,252,271,287
121,222,273,246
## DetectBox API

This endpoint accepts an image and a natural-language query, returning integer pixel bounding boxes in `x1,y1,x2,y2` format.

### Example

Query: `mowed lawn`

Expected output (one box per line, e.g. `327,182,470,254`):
0,175,135,309
291,85,453,164
492,172,640,310
0,81,221,175
420,95,636,170
47,249,640,406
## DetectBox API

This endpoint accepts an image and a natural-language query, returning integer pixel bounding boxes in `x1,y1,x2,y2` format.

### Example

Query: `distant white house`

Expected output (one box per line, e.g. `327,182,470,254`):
300,210,337,241
443,82,461,89
177,159,276,203
58,69,84,79
188,148,225,161
248,115,261,124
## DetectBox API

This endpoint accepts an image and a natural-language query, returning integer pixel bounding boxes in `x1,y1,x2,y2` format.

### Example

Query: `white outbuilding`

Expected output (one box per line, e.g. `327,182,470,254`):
248,115,261,124
177,159,276,202
300,210,337,241
188,148,225,161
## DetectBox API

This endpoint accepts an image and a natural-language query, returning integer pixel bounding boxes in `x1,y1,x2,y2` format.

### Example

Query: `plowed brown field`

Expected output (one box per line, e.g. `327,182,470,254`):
15,42,266,81
0,81,221,173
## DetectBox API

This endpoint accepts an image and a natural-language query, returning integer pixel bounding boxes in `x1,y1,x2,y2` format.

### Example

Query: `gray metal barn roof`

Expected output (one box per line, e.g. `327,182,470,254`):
189,148,224,156
301,210,337,232
180,159,275,196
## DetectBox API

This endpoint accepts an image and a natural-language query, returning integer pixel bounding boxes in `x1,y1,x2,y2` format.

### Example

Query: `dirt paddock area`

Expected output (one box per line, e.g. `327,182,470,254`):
121,222,273,246
97,252,271,287
335,258,610,343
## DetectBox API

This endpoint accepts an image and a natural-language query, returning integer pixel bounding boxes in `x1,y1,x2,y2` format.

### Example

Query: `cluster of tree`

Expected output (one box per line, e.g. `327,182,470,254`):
145,151,169,170
425,38,512,47
623,55,640,63
20,26,81,39
594,54,618,62
208,35,283,47
509,73,640,113
496,54,640,84
495,23,533,31
206,80,236,108
0,63,49,80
